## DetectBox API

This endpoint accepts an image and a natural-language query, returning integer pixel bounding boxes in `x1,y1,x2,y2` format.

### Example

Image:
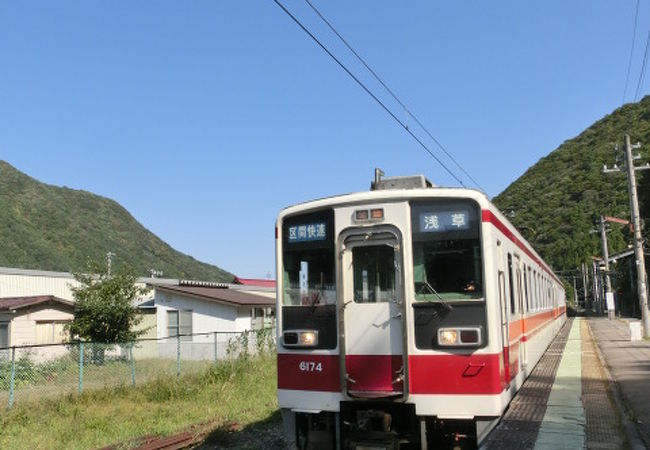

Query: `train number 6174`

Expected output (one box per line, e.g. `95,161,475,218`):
299,361,323,372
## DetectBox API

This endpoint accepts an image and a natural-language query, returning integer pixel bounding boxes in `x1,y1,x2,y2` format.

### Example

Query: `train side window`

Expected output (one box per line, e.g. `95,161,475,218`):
544,279,548,309
523,265,529,313
530,271,535,312
532,271,538,311
537,273,541,310
507,253,516,315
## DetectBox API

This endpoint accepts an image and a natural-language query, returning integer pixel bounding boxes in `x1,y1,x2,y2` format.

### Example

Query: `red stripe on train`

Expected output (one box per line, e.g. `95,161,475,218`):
409,353,507,395
279,353,508,395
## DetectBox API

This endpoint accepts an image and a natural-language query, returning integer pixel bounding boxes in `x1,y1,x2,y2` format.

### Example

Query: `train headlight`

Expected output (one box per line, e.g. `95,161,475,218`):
438,327,482,347
438,329,459,346
299,331,318,346
283,329,319,348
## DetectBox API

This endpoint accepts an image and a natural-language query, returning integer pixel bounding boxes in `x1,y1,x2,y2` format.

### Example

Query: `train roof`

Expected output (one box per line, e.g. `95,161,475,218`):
277,185,562,286
278,186,491,218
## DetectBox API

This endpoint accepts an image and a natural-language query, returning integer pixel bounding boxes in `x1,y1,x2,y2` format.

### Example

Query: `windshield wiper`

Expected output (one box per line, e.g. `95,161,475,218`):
418,281,453,311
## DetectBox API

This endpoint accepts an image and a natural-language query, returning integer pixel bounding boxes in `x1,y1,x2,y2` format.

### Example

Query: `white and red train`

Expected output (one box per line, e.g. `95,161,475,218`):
275,174,566,449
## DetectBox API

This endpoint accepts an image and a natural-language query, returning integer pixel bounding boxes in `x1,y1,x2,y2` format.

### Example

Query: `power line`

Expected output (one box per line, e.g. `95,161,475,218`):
271,0,466,187
303,0,484,192
634,30,650,101
622,0,640,104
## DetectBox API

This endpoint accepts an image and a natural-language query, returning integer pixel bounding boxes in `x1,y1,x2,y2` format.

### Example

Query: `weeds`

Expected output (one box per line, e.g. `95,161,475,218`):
0,354,278,450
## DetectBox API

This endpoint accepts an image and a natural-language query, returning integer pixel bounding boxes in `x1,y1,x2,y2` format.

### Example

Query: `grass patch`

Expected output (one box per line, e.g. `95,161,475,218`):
0,355,278,450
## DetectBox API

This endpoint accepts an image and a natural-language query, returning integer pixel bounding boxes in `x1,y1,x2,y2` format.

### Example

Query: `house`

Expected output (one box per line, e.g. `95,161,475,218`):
0,266,278,360
152,281,275,359
154,281,275,336
0,296,74,359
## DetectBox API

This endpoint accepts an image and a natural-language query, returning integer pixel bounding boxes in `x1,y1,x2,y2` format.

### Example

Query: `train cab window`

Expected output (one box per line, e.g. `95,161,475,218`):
410,200,483,301
282,210,336,306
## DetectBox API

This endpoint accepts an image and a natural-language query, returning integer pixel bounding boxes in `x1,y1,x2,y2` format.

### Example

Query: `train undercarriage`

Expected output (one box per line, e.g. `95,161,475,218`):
283,403,499,450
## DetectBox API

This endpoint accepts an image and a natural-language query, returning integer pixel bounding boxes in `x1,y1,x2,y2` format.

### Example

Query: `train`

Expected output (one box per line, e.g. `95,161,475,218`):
275,173,566,449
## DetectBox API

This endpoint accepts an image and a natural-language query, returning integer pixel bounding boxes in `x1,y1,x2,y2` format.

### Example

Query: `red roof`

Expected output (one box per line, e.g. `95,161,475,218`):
232,276,276,288
0,295,74,311
156,285,274,307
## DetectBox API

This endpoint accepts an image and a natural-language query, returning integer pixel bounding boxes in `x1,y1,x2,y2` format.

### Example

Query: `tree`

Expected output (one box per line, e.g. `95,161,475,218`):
67,260,150,344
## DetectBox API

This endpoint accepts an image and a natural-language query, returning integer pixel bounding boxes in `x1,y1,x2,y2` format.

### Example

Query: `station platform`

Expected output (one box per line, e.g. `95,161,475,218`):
482,316,650,450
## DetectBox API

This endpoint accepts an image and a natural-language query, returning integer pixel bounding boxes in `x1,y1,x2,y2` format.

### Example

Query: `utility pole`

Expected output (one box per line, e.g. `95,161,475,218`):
592,261,601,314
581,262,589,309
150,269,163,279
106,251,116,276
599,216,615,318
604,134,650,337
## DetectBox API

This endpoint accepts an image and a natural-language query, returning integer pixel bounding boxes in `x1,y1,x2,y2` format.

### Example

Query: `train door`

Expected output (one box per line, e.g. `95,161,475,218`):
515,256,527,371
497,241,511,386
520,265,530,368
498,270,510,386
340,228,405,398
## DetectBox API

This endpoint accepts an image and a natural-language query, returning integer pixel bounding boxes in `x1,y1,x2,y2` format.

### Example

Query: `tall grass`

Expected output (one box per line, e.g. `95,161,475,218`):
0,355,278,450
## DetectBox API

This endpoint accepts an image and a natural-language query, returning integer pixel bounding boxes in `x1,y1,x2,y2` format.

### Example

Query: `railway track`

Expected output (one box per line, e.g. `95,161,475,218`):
100,430,197,450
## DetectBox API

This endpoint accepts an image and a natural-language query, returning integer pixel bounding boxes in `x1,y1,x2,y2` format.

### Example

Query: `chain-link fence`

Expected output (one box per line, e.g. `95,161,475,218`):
0,328,276,409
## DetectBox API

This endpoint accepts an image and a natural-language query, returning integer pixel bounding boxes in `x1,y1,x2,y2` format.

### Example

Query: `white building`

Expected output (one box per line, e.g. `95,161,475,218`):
154,281,275,337
151,281,275,360
0,267,276,356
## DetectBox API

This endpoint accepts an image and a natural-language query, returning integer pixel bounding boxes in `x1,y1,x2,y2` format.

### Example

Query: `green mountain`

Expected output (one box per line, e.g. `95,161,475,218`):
0,161,233,281
493,95,650,273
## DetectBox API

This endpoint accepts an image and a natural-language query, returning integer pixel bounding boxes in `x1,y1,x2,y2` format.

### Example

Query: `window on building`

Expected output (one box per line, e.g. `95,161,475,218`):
167,310,192,341
35,321,69,345
0,322,8,348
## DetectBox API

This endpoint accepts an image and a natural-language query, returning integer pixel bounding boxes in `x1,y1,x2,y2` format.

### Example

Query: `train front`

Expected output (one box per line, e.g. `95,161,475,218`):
276,179,499,449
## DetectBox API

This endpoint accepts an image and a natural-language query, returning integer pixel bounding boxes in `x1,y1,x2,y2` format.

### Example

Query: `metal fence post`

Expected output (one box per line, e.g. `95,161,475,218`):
214,332,218,364
129,344,136,386
78,341,84,394
8,346,16,409
176,334,181,377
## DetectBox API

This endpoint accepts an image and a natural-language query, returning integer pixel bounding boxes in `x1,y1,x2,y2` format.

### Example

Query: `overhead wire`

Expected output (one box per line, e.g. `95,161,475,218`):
303,0,484,191
634,30,650,101
271,0,467,188
622,0,641,104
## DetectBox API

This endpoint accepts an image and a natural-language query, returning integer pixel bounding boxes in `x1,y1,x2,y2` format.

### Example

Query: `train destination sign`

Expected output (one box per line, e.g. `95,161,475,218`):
288,222,327,242
420,211,470,232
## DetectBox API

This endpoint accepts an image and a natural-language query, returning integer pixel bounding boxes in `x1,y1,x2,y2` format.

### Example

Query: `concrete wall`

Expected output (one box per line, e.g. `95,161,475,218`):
0,267,160,304
0,268,79,301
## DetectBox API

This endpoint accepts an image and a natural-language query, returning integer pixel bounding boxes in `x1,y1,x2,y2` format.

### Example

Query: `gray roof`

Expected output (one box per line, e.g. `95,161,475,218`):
155,285,275,307
0,295,74,311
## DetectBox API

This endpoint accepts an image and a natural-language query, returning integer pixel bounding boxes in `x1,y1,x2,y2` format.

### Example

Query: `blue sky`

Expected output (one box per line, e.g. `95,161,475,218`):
1,1,649,279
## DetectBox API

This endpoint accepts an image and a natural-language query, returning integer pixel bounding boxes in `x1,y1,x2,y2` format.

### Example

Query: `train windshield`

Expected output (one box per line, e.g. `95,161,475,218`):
410,200,483,301
281,209,336,306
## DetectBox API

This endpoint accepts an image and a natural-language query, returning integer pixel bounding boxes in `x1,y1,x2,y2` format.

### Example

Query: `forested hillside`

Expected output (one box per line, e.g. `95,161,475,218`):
0,161,233,281
493,96,650,273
